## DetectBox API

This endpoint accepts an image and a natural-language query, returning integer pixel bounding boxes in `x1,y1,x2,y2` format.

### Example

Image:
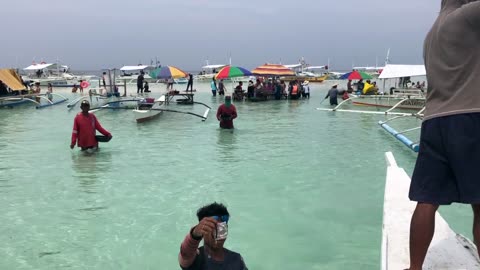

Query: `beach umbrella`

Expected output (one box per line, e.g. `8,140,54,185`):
340,71,373,80
251,64,295,77
150,66,188,79
215,66,252,79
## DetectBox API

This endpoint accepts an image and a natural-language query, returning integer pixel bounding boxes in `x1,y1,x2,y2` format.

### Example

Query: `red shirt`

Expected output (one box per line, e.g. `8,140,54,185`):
71,113,111,148
216,104,237,129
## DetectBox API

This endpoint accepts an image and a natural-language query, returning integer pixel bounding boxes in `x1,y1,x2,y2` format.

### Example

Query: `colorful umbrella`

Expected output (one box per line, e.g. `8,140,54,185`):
251,64,295,76
150,66,188,79
215,66,252,79
339,71,373,80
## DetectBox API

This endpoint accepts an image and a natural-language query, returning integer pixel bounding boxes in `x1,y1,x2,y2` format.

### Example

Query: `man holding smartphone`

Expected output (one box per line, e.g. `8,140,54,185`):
178,202,248,270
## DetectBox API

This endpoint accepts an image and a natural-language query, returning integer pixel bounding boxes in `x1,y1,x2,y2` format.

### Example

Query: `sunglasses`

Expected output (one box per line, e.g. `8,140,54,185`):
212,215,229,223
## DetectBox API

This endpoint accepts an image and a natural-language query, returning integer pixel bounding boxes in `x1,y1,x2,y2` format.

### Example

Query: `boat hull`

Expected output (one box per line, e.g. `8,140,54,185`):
352,96,425,110
133,109,162,122
279,75,328,83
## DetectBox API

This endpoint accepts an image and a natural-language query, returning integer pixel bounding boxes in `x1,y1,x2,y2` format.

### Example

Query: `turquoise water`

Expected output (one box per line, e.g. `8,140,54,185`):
0,81,472,269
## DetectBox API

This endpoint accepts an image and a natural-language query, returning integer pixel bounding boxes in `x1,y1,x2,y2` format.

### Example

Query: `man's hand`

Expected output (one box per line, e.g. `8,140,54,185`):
70,144,75,149
192,217,217,239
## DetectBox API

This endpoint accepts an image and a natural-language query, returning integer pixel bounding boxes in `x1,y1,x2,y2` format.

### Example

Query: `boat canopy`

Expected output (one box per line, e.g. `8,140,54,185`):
354,66,384,71
120,65,153,71
305,66,327,70
24,63,61,71
0,69,26,91
201,64,226,69
379,64,426,79
284,64,302,69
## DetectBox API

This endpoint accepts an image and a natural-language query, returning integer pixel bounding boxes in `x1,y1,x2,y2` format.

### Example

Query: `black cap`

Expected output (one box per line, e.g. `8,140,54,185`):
81,100,90,106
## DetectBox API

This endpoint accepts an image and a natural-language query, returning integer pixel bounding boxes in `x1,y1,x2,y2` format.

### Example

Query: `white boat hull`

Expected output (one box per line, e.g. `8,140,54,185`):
133,109,162,122
133,95,165,122
382,152,480,269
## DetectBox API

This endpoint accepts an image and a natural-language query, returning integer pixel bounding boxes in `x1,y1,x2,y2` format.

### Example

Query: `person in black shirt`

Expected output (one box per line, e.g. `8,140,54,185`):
186,73,194,92
137,71,145,94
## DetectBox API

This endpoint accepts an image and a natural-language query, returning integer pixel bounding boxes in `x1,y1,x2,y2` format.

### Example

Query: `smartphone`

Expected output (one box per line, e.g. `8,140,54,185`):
215,222,228,240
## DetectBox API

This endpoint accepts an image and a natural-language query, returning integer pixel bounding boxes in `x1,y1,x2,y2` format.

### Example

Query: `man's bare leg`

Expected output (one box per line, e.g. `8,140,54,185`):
471,204,480,258
409,203,439,270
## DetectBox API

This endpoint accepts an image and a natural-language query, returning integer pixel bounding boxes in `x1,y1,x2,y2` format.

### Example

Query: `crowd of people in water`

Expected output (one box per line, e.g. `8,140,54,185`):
210,77,312,102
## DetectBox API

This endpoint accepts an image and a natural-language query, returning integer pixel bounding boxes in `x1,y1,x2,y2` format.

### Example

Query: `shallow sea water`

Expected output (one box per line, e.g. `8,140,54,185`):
0,81,473,269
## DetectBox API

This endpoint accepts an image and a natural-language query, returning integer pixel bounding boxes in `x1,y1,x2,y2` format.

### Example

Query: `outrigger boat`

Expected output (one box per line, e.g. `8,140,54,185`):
133,91,211,123
133,96,166,122
195,63,227,81
331,64,426,110
382,152,480,269
317,94,425,153
0,68,68,108
67,70,142,111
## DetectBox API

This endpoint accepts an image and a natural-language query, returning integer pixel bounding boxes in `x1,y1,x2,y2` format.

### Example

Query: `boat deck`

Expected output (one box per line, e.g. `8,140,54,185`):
382,152,480,269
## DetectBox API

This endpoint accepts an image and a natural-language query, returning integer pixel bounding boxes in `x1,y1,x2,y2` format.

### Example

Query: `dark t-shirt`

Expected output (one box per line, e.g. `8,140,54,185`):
181,247,248,270
137,74,144,86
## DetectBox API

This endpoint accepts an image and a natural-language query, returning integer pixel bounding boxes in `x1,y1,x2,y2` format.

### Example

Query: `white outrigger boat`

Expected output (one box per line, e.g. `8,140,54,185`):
333,64,427,110
133,91,211,123
0,68,68,109
382,152,480,269
67,70,143,111
194,64,227,81
22,62,95,87
116,65,161,85
133,96,166,122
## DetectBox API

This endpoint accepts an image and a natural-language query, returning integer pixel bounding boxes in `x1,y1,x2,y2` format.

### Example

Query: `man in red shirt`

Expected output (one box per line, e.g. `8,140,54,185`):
216,96,237,129
70,100,112,151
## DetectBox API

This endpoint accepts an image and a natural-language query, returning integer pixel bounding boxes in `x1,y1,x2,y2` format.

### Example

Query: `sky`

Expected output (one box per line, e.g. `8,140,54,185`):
2,0,439,71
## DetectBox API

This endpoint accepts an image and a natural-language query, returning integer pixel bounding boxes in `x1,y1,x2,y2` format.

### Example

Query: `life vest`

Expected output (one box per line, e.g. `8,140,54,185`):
292,85,298,95
363,83,373,94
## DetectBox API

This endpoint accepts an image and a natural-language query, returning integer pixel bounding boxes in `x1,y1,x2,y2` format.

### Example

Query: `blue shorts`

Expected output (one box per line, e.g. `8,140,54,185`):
409,113,480,205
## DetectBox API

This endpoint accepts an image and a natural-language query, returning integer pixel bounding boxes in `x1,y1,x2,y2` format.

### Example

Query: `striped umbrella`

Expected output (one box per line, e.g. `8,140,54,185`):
251,64,295,76
150,66,188,79
339,71,373,80
215,66,252,79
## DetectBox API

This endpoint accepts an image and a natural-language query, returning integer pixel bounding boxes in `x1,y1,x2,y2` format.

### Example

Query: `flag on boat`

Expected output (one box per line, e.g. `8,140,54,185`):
150,66,188,79
215,66,252,79
251,64,295,76
339,70,373,80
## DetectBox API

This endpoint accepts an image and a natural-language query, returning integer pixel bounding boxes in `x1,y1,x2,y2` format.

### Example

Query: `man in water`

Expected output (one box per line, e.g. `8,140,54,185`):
186,73,194,92
211,77,217,97
324,84,339,106
302,81,310,99
216,96,237,129
407,1,480,270
218,79,226,96
70,100,112,151
178,202,248,270
137,71,145,94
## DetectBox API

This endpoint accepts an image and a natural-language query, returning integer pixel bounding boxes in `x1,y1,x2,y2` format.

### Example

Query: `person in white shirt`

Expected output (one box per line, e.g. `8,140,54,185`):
302,81,310,99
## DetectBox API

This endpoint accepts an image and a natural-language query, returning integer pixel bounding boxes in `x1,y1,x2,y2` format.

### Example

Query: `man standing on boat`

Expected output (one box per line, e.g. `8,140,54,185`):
408,1,480,269
70,100,112,151
186,73,194,92
178,202,248,270
216,96,237,129
137,71,145,94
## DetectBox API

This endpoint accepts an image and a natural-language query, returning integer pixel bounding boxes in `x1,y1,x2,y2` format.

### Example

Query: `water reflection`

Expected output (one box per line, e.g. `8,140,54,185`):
71,149,112,194
216,128,239,163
